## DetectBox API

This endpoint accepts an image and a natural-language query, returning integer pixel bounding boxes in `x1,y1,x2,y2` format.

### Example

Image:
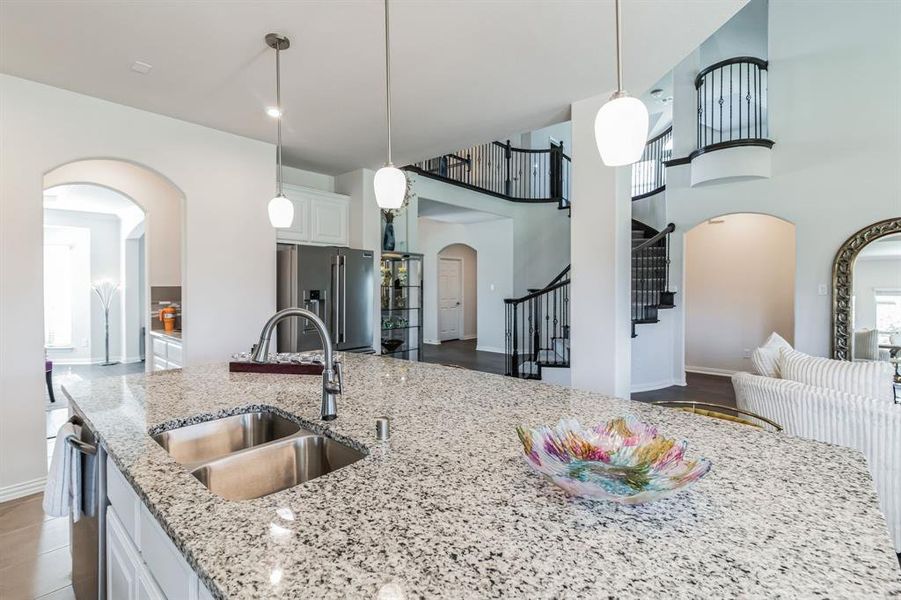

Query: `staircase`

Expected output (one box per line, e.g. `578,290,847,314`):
631,220,676,337
504,266,570,380
504,222,675,382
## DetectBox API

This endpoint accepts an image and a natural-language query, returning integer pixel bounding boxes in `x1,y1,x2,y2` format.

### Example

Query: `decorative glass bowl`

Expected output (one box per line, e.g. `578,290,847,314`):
516,417,711,504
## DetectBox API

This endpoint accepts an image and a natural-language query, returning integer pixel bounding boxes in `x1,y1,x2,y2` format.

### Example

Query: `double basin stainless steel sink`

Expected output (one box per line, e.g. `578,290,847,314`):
152,411,364,501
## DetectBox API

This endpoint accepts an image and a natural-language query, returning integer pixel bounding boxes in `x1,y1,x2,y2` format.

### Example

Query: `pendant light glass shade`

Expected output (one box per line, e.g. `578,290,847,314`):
265,33,293,228
374,165,406,209
594,93,649,166
594,0,649,166
268,193,294,228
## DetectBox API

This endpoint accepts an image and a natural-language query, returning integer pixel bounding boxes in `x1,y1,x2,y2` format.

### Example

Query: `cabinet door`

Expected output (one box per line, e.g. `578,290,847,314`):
152,357,168,372
277,191,310,243
107,508,139,600
165,341,183,367
136,567,166,600
310,197,348,246
151,336,167,360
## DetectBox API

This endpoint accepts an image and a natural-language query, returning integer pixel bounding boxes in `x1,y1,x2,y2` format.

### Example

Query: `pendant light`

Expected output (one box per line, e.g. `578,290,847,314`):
265,33,294,228
594,0,649,166
373,0,406,209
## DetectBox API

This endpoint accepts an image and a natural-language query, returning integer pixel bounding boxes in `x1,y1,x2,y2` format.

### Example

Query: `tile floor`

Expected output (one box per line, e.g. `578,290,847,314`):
0,493,74,600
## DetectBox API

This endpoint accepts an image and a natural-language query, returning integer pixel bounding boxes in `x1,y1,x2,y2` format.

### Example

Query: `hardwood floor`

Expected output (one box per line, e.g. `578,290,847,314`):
632,372,737,408
421,339,506,375
0,493,74,600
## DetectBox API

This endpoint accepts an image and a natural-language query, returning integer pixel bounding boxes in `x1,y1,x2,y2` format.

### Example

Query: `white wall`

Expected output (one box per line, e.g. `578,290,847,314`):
684,214,795,374
632,0,901,391
44,209,123,364
410,174,570,294
853,258,901,331
283,165,335,193
0,75,274,498
437,244,478,339
418,217,513,353
570,94,633,398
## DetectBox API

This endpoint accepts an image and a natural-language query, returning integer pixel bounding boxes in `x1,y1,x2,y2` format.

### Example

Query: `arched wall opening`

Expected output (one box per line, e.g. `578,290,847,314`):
683,212,796,374
436,243,478,342
43,183,146,366
43,159,185,366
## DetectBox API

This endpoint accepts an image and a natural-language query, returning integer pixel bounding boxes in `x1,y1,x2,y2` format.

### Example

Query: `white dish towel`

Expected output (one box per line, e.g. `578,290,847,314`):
43,422,84,521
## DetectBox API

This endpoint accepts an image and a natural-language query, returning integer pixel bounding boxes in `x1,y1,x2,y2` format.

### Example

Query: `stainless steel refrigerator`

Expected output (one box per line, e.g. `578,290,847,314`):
276,244,374,352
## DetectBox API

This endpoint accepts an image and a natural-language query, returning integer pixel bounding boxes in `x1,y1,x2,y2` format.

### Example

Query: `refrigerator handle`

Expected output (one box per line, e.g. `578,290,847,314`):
341,255,347,344
332,256,340,343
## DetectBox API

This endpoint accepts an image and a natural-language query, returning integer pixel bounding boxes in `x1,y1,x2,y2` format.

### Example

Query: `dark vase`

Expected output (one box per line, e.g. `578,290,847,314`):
383,222,395,251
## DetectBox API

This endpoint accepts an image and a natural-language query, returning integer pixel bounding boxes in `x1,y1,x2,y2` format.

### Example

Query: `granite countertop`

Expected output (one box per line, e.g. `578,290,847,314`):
64,355,901,599
149,329,182,341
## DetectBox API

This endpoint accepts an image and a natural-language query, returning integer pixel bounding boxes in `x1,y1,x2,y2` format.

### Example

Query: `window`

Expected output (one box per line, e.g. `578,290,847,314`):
875,289,901,344
44,242,74,347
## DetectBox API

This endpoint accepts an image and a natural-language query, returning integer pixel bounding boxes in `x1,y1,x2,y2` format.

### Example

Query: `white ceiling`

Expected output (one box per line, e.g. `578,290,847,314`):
44,184,145,236
418,198,506,224
1,0,745,175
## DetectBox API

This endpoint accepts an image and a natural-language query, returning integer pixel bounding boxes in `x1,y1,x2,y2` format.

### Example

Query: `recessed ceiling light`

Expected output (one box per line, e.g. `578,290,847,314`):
130,61,153,74
265,106,282,118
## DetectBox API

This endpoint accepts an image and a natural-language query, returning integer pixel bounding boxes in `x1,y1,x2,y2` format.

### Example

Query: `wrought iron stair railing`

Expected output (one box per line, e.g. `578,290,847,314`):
405,140,571,209
504,265,570,379
631,127,672,200
631,221,676,337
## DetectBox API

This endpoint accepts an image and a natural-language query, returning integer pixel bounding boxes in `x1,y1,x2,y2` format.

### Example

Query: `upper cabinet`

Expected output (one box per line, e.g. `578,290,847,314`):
279,185,349,247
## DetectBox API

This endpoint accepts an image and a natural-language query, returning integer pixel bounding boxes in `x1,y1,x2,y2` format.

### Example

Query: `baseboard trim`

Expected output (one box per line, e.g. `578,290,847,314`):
423,339,440,346
461,334,478,341
685,366,736,377
475,345,505,354
0,476,46,503
631,379,678,393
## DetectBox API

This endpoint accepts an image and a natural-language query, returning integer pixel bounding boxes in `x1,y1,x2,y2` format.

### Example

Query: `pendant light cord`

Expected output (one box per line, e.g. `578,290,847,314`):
275,43,284,196
384,0,393,166
615,0,623,93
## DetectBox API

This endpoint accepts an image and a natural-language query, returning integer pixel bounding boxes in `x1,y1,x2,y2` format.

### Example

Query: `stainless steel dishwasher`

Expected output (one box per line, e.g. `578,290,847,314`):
69,410,108,600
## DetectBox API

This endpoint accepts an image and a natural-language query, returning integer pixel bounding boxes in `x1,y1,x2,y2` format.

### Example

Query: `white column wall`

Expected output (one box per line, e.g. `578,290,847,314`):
570,94,632,398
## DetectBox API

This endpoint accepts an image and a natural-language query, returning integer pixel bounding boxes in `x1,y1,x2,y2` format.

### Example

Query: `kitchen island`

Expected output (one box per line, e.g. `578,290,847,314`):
64,355,901,599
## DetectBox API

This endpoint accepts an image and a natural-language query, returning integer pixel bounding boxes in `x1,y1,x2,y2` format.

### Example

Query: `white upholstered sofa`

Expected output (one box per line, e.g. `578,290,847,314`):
732,337,900,553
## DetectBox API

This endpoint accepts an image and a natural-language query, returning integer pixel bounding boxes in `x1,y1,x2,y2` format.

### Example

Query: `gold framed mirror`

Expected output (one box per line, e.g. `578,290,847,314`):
832,217,901,361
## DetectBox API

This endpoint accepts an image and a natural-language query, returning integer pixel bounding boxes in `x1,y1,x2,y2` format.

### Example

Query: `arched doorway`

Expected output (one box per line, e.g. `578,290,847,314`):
437,243,478,342
684,213,796,376
42,159,184,488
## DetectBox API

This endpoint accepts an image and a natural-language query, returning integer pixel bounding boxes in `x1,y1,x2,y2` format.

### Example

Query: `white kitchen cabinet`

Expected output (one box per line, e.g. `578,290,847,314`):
150,332,182,371
106,456,207,600
107,508,139,600
278,184,349,246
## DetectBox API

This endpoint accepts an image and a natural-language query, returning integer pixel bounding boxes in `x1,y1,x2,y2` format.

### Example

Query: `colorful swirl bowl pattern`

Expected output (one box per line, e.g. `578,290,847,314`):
516,417,712,504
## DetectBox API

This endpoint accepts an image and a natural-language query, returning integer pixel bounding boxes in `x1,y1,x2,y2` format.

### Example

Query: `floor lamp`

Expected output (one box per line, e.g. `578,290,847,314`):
92,280,120,366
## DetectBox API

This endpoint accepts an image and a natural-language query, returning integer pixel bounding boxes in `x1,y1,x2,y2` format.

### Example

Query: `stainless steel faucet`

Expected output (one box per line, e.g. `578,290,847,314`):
251,308,342,421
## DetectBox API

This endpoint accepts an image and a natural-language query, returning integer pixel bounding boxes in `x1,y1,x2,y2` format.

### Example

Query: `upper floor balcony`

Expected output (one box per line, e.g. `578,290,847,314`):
405,139,571,209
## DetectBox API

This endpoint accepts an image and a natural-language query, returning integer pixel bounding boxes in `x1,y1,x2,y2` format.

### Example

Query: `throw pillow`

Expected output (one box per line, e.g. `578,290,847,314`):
751,332,793,378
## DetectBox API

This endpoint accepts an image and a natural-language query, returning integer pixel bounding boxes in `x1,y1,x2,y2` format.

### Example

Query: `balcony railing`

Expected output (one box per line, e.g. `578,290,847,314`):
405,140,571,208
631,127,672,200
695,57,773,155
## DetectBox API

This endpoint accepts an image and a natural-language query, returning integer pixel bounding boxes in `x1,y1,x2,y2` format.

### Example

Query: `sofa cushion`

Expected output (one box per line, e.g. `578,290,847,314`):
853,329,880,361
751,332,793,378
779,347,894,403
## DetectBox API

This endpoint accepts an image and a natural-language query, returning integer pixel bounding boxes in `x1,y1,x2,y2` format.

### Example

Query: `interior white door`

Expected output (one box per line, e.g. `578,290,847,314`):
438,258,462,341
